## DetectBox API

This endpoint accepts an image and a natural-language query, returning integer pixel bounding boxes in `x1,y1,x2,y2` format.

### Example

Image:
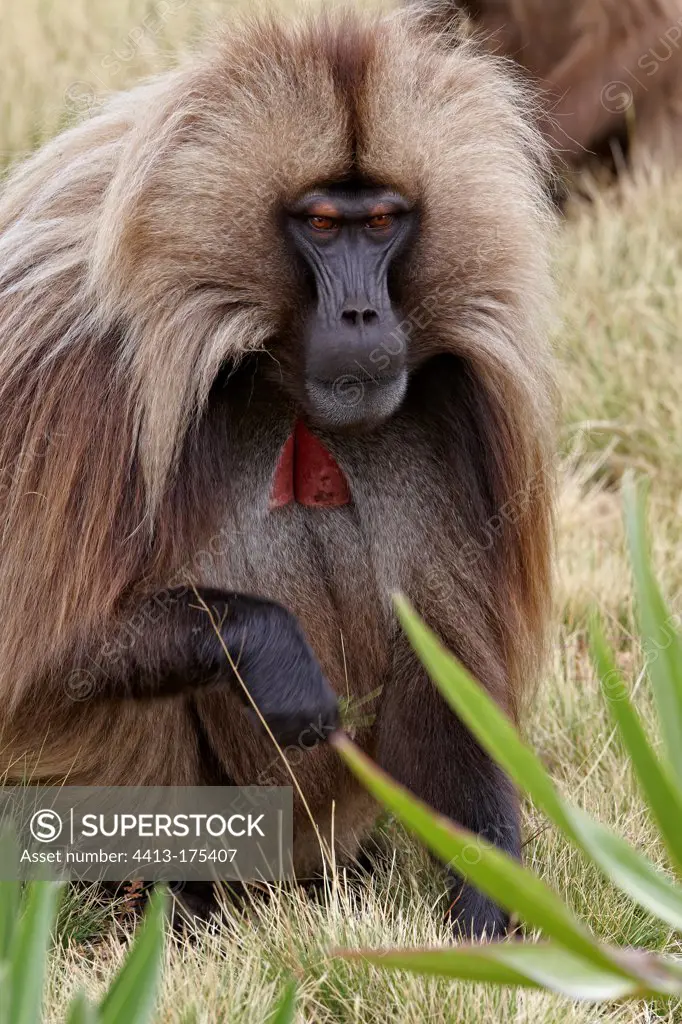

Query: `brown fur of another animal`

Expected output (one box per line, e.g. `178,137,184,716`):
0,7,554,882
424,0,682,170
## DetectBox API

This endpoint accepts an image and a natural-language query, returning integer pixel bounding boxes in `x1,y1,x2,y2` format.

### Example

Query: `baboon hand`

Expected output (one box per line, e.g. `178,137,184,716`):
194,589,340,748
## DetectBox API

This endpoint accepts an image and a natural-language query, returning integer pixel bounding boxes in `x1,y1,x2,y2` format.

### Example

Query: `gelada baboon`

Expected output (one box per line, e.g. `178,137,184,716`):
0,6,555,936
422,0,682,170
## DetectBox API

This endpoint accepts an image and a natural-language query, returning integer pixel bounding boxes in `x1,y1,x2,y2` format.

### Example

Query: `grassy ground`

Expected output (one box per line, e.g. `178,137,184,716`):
4,1,682,1021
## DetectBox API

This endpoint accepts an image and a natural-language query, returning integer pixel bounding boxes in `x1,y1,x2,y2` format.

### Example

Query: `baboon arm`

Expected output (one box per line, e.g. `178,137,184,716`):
61,588,339,747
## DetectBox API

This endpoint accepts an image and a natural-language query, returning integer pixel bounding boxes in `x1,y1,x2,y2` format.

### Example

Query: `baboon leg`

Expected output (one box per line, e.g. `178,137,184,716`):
375,648,520,940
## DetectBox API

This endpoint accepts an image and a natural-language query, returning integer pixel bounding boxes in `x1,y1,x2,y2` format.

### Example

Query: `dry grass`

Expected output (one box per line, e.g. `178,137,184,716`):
3,1,682,1021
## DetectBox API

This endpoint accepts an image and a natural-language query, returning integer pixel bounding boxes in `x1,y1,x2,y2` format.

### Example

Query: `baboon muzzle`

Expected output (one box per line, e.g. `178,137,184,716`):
285,185,416,431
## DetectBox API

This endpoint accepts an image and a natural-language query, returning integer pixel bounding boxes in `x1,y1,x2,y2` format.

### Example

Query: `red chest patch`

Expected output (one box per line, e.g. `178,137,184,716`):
269,420,351,508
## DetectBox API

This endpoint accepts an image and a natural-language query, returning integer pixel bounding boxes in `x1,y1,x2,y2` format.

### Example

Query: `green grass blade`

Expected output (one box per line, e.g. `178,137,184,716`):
590,613,682,876
267,980,297,1023
623,474,682,787
564,804,682,935
66,990,98,1024
0,827,19,963
9,881,62,1024
336,942,668,1001
98,888,167,1024
0,962,9,1024
332,734,629,977
395,596,682,932
395,595,568,820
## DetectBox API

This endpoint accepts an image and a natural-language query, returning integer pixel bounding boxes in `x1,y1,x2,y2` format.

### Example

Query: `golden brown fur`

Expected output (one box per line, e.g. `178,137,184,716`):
425,0,682,168
0,6,555,880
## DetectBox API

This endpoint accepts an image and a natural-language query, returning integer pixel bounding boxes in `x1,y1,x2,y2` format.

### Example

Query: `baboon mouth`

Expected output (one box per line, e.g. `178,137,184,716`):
303,370,408,432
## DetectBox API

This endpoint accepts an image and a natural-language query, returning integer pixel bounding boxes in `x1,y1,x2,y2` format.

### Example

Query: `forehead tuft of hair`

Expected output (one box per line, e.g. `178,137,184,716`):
313,8,378,112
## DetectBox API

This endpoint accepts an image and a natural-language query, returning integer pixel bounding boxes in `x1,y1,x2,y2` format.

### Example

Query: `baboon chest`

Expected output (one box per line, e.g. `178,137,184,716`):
194,359,468,699
202,428,393,697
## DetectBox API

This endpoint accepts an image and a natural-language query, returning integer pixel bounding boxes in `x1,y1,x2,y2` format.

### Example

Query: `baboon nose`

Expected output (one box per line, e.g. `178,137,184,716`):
340,304,379,327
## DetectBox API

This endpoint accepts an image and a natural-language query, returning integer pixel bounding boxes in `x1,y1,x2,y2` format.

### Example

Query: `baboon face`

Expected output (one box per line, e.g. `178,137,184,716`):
88,11,552,502
282,181,418,431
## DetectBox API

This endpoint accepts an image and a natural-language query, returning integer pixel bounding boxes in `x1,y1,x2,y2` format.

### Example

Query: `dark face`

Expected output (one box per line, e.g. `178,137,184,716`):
285,185,417,431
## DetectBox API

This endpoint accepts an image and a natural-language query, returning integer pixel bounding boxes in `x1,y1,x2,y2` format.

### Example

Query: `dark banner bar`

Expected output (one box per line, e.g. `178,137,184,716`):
0,787,293,882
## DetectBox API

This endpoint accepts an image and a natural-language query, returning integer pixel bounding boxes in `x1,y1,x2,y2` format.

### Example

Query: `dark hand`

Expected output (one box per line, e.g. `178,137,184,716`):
191,589,340,748
94,587,339,750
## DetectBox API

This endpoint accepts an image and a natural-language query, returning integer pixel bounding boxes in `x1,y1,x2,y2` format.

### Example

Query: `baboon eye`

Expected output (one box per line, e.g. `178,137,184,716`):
367,213,394,230
308,215,339,232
